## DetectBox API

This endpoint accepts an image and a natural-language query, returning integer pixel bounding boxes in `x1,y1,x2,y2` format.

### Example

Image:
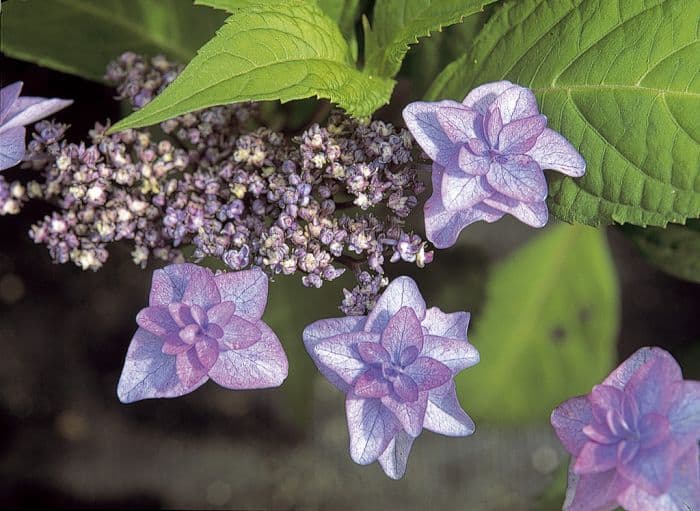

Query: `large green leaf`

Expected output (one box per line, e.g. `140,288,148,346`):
0,0,224,81
625,220,700,284
363,0,497,79
456,224,619,423
110,0,392,131
427,0,700,228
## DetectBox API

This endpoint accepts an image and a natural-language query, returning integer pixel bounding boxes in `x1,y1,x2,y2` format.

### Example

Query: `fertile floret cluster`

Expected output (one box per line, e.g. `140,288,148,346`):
2,53,431,314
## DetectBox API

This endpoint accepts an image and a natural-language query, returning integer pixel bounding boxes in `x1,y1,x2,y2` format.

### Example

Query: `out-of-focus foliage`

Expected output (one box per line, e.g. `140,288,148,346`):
0,0,225,81
428,0,700,229
625,220,700,284
455,224,619,423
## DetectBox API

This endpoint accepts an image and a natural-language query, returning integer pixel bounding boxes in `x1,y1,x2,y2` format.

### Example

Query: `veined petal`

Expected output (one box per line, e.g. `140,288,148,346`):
313,332,376,385
117,328,208,403
461,80,514,114
484,107,503,147
424,190,503,248
405,357,451,392
149,264,217,306
346,396,400,465
458,146,490,175
625,350,683,416
182,269,221,309
208,321,288,389
563,463,629,511
551,396,595,456
526,128,586,177
422,307,470,341
421,334,479,373
482,191,548,227
485,155,547,203
403,100,465,165
441,168,493,211
357,342,390,365
377,430,415,480
423,381,475,436
603,347,677,390
617,443,700,511
176,347,211,389
435,105,479,144
365,276,426,334
574,442,619,474
498,115,547,154
220,315,262,350
381,391,428,437
0,126,27,171
618,442,677,496
0,96,73,132
668,380,700,439
381,306,424,361
490,85,539,124
354,368,391,399
0,82,23,124
303,316,367,392
392,373,419,403
195,336,219,373
214,267,268,320
207,301,236,327
136,305,179,337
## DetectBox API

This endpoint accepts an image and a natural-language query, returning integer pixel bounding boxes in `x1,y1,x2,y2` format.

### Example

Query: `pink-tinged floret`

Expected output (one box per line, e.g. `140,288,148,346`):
551,347,700,511
117,263,288,403
303,276,479,479
403,81,585,248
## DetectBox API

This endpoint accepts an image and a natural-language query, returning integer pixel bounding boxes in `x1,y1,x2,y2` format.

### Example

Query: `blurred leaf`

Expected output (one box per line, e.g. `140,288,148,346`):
456,224,619,423
624,220,700,284
363,0,497,79
0,0,225,81
110,0,393,131
427,0,700,229
263,274,349,427
317,0,362,41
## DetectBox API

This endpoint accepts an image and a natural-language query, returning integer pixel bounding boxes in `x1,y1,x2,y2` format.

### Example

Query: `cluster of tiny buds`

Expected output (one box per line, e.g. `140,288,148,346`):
2,53,433,315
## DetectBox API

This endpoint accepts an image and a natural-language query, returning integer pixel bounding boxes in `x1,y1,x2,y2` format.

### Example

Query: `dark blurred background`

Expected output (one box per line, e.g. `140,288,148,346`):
1,53,699,510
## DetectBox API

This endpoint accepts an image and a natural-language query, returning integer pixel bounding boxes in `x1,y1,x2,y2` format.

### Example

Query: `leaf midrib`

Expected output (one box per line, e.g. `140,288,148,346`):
533,84,700,97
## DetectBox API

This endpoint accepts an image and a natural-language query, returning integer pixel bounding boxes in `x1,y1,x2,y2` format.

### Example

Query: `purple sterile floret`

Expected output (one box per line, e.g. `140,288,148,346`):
403,80,585,248
0,81,72,171
303,276,479,479
551,347,700,511
117,263,288,403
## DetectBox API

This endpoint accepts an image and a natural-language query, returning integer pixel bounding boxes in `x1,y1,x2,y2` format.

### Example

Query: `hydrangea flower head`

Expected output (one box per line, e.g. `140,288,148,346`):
403,81,585,248
551,347,700,511
303,276,479,478
117,263,288,402
0,81,72,171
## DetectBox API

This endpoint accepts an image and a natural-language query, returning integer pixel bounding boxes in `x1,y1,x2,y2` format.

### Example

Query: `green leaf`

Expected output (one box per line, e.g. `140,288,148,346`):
0,0,225,81
427,0,700,228
318,0,362,40
624,220,700,284
110,0,393,131
363,0,496,79
400,10,489,99
456,224,619,423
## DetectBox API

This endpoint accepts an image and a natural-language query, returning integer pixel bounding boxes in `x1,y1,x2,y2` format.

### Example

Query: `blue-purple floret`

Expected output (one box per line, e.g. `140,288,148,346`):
4,53,432,314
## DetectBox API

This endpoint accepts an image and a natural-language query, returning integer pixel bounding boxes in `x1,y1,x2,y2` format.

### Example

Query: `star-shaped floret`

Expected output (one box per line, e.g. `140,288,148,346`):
303,276,479,479
117,263,288,403
403,81,586,248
